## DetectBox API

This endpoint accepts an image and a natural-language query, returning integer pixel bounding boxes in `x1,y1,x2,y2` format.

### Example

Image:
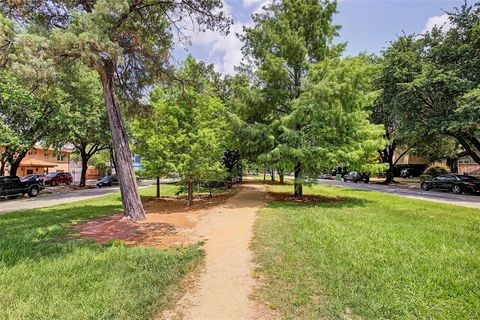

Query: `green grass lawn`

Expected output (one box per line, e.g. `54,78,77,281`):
0,184,202,320
253,183,480,319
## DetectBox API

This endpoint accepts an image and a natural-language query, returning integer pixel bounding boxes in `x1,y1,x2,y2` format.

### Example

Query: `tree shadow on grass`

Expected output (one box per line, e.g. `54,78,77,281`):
267,193,371,209
0,203,122,267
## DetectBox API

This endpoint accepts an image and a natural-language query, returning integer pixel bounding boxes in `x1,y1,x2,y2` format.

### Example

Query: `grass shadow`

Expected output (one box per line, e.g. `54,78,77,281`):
0,203,122,267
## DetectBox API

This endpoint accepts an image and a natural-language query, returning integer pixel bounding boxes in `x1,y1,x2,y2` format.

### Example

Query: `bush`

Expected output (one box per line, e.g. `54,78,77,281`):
423,163,450,177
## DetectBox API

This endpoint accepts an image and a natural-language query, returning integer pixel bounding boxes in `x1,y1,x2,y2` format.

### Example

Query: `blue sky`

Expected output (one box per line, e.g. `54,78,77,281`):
173,0,468,74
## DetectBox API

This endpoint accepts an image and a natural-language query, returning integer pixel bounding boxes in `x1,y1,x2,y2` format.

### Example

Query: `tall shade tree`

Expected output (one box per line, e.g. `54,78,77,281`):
132,57,228,206
1,0,231,220
240,0,383,197
382,3,480,166
240,0,340,197
60,65,111,187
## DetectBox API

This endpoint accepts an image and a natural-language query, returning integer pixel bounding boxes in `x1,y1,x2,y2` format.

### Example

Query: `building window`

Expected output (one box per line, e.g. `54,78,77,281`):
28,151,34,156
458,156,474,164
26,169,33,175
57,154,65,162
44,152,49,157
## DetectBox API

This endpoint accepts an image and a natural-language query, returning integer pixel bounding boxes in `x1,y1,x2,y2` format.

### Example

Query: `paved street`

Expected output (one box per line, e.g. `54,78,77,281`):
315,179,480,209
0,180,157,214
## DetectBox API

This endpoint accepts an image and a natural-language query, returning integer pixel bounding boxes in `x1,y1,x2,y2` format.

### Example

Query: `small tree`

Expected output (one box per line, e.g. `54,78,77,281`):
132,58,228,205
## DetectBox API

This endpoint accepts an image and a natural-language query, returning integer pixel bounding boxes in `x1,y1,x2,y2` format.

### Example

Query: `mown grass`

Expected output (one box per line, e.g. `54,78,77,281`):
0,185,202,320
253,183,480,319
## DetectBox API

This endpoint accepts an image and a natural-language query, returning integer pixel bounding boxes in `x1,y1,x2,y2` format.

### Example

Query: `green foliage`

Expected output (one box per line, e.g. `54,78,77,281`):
377,3,480,163
0,72,67,169
238,0,384,195
424,163,451,177
131,57,229,185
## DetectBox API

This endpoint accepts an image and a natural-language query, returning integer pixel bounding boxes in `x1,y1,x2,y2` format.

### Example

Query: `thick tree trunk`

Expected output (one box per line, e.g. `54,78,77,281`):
279,173,284,184
293,161,303,198
9,151,27,176
187,179,193,206
263,170,266,181
79,152,89,188
156,176,160,198
97,61,145,221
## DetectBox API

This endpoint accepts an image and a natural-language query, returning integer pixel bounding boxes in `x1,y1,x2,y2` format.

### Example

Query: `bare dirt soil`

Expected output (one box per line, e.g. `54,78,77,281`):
72,192,236,248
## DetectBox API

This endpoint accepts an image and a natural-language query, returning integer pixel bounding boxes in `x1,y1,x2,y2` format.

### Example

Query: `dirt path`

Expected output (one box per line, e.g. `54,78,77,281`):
162,184,269,320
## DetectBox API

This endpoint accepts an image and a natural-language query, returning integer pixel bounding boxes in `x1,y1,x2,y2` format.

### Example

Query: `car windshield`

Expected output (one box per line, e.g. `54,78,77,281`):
21,175,35,180
100,176,111,182
46,172,58,177
458,175,479,181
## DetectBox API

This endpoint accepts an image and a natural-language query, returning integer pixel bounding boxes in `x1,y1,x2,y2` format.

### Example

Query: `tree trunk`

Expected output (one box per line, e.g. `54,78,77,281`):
0,160,5,176
263,170,266,181
79,152,89,187
270,169,275,181
279,173,284,184
187,179,193,206
156,176,160,198
97,61,145,221
293,160,303,198
383,144,396,184
9,151,27,176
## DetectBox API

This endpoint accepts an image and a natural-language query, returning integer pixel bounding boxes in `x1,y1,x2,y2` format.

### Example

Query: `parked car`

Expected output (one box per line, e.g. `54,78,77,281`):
420,174,480,194
400,168,417,178
96,175,119,188
319,173,333,179
0,175,45,198
343,172,370,183
43,172,73,186
20,174,46,182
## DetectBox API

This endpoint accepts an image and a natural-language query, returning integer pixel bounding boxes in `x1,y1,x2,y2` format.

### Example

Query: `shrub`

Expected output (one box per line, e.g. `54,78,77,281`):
423,163,450,177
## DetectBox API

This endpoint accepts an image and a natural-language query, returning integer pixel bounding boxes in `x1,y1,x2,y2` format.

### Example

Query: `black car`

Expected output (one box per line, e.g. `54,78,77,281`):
343,172,370,183
0,175,45,199
96,175,119,188
420,174,480,194
21,174,46,182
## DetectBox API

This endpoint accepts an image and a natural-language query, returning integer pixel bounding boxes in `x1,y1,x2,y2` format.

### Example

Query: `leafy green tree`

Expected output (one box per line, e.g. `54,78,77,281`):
240,0,383,197
382,3,480,166
1,0,230,220
59,65,111,187
0,73,66,176
132,57,229,205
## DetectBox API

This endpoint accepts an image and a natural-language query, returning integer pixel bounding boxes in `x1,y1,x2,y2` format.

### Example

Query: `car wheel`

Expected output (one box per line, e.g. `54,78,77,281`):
421,182,430,191
51,180,57,187
343,178,347,182
353,179,358,183
452,185,462,194
65,180,71,186
28,186,39,197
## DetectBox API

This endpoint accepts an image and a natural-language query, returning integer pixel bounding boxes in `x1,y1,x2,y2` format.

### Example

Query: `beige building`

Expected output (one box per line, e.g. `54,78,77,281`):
1,145,72,177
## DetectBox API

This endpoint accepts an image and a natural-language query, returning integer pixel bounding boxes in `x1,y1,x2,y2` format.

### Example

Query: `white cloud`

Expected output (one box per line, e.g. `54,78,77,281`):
190,21,247,75
421,14,453,34
172,0,272,75
243,0,265,7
